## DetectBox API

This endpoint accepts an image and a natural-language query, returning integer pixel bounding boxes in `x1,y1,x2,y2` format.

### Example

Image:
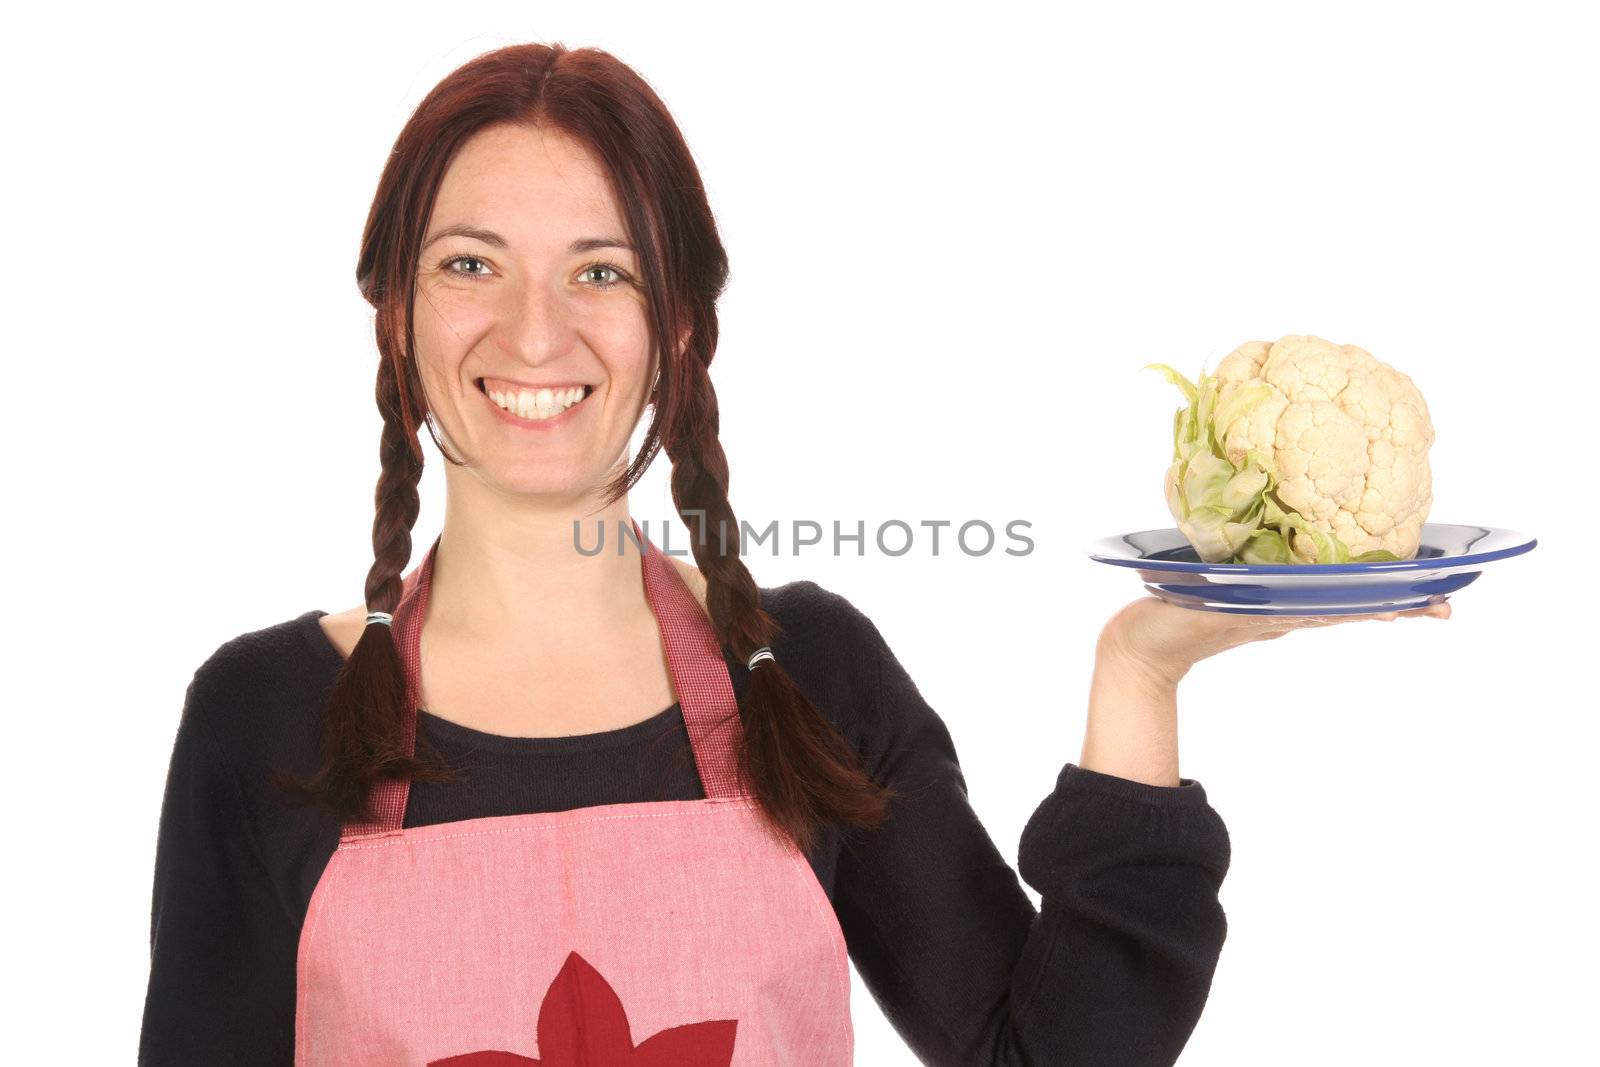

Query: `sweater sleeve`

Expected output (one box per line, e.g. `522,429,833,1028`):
831,611,1231,1066
139,661,299,1066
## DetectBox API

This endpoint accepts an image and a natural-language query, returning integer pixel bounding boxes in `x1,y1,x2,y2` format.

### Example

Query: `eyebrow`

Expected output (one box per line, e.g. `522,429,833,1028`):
420,224,635,256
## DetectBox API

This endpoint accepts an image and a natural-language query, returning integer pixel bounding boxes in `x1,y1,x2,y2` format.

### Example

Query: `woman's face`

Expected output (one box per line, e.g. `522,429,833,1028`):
411,122,657,501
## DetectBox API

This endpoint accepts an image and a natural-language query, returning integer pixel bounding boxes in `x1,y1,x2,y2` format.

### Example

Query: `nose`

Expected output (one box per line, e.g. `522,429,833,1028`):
500,278,575,368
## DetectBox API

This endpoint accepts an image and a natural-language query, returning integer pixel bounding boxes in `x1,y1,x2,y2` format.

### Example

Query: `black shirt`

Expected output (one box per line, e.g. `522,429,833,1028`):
139,579,1231,1065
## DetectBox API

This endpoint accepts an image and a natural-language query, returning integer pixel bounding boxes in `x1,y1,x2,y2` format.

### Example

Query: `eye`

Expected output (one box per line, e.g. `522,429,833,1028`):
581,262,633,290
441,254,494,280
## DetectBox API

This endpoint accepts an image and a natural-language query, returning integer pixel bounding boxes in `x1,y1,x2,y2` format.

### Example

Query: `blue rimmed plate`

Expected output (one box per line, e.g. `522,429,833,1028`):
1087,523,1536,616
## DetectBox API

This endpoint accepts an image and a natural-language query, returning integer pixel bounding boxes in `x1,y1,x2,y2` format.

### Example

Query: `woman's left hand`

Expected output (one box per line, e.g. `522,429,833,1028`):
1103,587,1453,690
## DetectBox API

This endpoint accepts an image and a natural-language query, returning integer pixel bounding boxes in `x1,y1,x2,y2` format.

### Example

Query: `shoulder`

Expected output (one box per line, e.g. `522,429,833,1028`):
758,578,882,647
753,579,953,786
189,610,333,701
751,578,894,736
179,610,338,777
158,615,345,953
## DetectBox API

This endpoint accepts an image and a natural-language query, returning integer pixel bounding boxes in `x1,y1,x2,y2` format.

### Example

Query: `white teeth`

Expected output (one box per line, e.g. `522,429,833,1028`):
487,384,587,419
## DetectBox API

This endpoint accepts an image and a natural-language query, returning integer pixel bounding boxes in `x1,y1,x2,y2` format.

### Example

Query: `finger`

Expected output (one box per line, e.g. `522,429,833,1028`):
1332,605,1448,623
1267,603,1450,629
1292,613,1382,626
1390,602,1451,620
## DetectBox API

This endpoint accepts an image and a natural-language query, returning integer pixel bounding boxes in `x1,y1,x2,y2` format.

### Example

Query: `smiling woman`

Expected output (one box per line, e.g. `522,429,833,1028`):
401,125,662,483
140,41,1233,1067
296,72,896,845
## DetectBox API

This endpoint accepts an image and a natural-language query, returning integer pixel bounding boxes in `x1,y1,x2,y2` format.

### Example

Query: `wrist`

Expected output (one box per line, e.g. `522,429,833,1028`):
1097,622,1192,691
1082,641,1182,787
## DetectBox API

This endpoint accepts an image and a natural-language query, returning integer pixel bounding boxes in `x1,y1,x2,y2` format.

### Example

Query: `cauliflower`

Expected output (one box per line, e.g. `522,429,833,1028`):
1145,334,1435,565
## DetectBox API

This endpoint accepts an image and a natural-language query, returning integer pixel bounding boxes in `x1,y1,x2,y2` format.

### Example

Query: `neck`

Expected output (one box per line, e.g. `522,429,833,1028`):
427,481,649,644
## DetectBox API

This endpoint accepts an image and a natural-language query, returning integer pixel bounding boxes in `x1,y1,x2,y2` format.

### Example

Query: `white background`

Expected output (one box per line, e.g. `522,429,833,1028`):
7,2,1595,1062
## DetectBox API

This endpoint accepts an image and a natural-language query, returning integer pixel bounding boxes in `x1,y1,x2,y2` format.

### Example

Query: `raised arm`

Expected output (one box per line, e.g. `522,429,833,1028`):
830,607,1231,1066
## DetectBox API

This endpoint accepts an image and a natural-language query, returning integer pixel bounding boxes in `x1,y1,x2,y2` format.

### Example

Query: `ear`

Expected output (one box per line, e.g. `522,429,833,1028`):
650,323,691,405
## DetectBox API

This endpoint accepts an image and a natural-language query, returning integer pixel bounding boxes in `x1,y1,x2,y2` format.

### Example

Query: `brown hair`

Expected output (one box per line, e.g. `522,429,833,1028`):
281,42,894,855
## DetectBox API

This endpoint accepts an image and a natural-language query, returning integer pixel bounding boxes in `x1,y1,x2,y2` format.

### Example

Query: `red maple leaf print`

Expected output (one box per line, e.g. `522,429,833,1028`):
429,950,738,1066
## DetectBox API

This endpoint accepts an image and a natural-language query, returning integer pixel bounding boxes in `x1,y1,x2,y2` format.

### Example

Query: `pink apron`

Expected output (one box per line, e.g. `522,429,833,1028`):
295,521,853,1065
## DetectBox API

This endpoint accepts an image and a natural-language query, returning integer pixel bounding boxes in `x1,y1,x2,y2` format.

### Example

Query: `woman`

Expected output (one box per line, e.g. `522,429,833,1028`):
138,42,1448,1066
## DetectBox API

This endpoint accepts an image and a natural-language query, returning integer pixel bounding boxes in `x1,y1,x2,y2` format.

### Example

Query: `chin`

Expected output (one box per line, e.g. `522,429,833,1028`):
489,468,603,502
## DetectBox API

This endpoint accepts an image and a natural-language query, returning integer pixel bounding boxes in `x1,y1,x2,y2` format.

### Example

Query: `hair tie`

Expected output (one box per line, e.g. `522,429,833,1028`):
746,646,775,670
365,611,394,627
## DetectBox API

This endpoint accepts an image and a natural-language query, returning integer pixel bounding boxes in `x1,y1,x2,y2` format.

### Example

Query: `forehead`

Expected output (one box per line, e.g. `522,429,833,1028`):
430,123,625,241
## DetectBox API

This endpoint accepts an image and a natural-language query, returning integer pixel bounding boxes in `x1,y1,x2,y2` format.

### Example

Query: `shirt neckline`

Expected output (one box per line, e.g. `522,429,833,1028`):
297,609,685,754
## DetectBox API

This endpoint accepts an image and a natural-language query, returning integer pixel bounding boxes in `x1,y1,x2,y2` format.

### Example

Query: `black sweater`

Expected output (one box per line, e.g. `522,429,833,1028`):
139,579,1231,1066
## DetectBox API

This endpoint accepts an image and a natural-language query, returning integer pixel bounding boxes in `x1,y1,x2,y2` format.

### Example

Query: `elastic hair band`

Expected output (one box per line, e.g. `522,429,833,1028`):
365,611,394,627
746,646,775,670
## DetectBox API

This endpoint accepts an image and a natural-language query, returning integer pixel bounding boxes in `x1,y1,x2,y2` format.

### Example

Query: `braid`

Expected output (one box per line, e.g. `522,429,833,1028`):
666,361,895,855
365,355,422,615
273,351,457,820
665,385,763,650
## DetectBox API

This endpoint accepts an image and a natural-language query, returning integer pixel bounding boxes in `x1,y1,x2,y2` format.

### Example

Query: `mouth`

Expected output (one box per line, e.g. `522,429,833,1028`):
475,377,595,425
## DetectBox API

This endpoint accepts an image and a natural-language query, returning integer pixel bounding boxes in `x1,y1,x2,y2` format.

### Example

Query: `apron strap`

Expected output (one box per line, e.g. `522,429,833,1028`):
341,518,746,841
635,518,748,802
